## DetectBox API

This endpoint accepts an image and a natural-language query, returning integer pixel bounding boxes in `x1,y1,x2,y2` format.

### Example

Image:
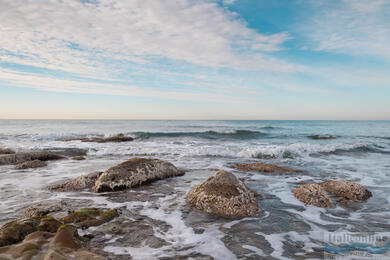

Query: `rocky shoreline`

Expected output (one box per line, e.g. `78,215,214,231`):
0,142,374,259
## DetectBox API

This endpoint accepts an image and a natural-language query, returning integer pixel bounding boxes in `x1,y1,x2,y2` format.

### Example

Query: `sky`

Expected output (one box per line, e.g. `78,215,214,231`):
0,0,389,120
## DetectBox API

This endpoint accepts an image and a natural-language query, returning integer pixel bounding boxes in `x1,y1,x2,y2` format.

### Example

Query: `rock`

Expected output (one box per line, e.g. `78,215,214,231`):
0,226,105,260
15,159,47,169
25,201,64,217
93,158,185,193
0,152,64,165
319,180,372,201
292,181,372,208
292,183,333,208
49,171,103,192
231,162,301,174
72,156,86,160
307,135,337,140
187,170,260,218
0,148,15,154
61,208,119,229
0,216,62,247
60,133,134,143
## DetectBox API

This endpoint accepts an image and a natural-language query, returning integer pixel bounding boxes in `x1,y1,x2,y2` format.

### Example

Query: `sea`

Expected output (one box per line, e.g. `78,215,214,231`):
0,120,389,259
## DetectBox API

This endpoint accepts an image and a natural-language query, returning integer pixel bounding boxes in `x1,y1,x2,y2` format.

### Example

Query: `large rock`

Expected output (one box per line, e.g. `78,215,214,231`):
0,152,63,165
231,162,301,174
0,225,105,260
292,183,333,208
187,170,260,218
93,158,184,192
292,181,372,208
0,148,15,155
320,181,372,201
49,171,103,192
15,159,47,169
60,133,134,143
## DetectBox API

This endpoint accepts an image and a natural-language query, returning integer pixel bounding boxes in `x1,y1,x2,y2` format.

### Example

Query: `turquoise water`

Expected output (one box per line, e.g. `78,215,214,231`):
0,120,389,259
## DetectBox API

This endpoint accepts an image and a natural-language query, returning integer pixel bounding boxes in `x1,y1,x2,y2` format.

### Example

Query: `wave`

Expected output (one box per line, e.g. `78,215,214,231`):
89,141,389,160
245,143,390,159
307,134,337,140
258,126,283,130
132,130,267,140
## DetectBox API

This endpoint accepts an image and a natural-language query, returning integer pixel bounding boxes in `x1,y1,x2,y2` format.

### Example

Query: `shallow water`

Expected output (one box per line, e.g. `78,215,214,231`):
0,120,389,259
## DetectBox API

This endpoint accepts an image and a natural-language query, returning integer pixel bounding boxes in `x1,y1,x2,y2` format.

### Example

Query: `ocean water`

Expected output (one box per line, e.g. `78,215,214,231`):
0,120,389,259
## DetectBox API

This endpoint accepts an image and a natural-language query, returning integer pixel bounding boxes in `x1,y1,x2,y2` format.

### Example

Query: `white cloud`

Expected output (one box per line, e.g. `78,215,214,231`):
0,0,297,79
305,0,390,59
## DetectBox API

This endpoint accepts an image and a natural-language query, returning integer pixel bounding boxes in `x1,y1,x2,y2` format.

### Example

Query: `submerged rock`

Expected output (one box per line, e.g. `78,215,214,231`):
231,162,301,174
187,170,260,218
0,225,105,260
93,158,185,192
15,159,47,169
61,208,119,229
0,148,15,155
292,183,333,208
49,171,103,192
25,201,64,218
0,152,64,165
320,180,372,201
293,181,372,208
60,133,134,143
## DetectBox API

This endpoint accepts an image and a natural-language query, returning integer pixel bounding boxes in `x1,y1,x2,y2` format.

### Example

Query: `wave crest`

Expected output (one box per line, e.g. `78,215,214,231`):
132,130,266,140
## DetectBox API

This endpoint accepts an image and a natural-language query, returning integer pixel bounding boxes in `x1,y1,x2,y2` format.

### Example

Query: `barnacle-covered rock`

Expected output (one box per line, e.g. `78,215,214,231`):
187,170,260,218
292,183,333,208
93,158,184,192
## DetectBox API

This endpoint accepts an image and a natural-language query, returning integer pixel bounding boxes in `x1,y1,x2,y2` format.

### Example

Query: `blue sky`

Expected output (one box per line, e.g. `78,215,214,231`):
0,0,389,119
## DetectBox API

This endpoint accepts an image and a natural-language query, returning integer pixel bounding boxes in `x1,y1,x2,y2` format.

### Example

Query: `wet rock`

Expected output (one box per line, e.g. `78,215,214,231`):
49,171,103,192
0,226,105,260
60,133,134,143
320,180,372,201
93,158,185,192
25,201,64,217
307,134,337,140
15,159,47,169
0,216,62,247
231,162,301,174
72,156,86,160
187,170,260,218
0,148,15,155
61,208,119,229
292,183,333,208
0,152,64,165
